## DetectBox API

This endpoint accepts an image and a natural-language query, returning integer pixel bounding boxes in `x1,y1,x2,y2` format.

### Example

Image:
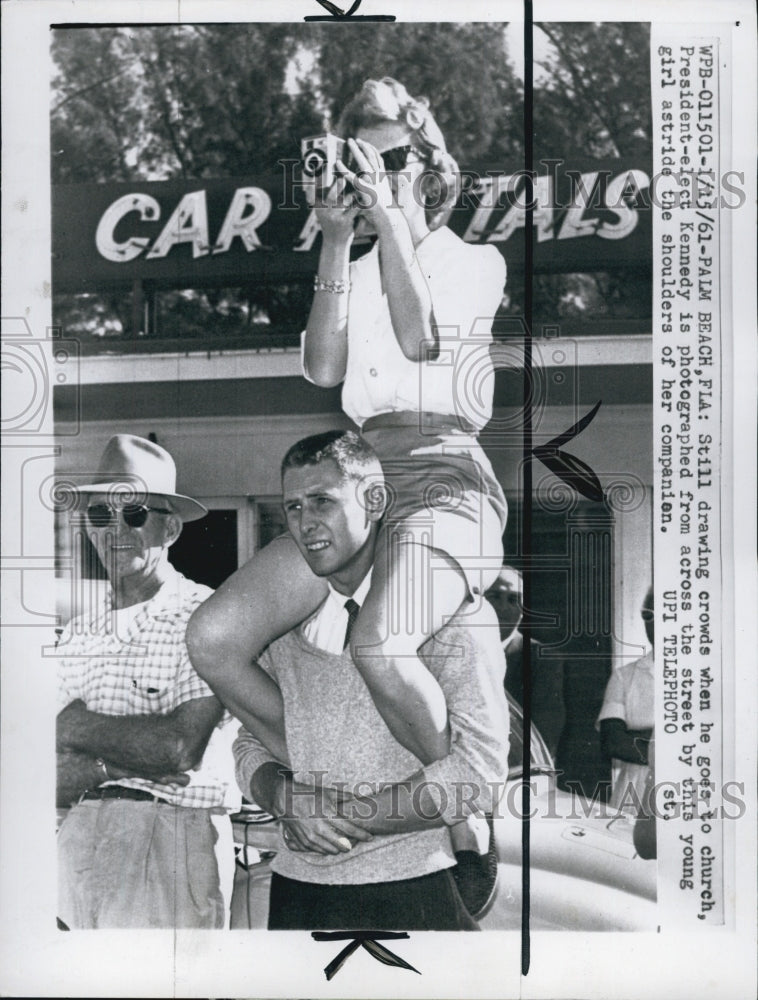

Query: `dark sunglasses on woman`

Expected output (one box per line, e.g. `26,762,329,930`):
379,145,424,172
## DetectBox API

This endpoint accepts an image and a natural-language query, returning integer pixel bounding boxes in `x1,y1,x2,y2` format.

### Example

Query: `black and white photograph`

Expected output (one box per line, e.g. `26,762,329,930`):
1,1,756,997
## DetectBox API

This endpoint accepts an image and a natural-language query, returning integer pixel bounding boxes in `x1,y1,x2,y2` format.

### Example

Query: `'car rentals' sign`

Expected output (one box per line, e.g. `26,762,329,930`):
52,158,652,293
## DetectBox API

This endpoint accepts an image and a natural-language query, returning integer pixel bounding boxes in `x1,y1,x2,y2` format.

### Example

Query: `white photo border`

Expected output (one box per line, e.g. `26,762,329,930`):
1,1,755,997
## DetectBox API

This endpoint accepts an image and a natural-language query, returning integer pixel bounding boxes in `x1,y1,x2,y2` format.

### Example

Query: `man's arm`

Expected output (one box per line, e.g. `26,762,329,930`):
417,604,510,821
235,725,438,844
57,695,223,776
597,665,651,764
350,603,510,836
57,750,110,808
600,718,652,765
56,749,190,807
234,729,372,855
344,770,445,834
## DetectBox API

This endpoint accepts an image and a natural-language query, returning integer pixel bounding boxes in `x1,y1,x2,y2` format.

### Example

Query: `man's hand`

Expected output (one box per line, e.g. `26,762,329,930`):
250,762,372,855
154,772,191,786
277,779,373,856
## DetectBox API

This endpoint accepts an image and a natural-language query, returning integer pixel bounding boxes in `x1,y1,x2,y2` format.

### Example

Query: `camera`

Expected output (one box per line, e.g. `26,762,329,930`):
300,133,348,206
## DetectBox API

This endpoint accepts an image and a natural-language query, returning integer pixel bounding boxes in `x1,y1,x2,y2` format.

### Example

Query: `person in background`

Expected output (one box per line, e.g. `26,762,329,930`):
232,431,510,930
597,586,654,816
56,435,238,929
485,565,566,758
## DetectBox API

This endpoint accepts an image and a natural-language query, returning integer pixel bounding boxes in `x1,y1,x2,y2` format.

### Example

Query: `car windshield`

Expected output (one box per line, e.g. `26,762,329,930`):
505,691,556,779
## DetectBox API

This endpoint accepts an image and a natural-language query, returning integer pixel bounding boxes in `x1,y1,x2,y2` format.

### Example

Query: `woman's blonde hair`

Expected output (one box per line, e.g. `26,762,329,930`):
337,77,460,228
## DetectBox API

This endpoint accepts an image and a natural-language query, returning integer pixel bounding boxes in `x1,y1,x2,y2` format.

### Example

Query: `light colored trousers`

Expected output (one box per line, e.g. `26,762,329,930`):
58,798,234,929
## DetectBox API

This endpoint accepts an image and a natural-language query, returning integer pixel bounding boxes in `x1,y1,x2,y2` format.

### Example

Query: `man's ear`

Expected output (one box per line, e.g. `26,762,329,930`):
362,475,389,522
163,513,183,547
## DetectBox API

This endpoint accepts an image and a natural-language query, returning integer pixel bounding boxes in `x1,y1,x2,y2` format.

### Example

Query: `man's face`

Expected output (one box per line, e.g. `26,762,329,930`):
282,459,378,594
485,570,523,641
85,493,176,592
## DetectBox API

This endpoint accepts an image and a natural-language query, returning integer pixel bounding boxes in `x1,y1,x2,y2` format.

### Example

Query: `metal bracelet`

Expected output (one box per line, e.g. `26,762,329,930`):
313,275,350,294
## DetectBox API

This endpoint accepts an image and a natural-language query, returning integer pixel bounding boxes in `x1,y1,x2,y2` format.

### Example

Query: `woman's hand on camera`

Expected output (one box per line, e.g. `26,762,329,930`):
337,138,396,228
314,175,360,243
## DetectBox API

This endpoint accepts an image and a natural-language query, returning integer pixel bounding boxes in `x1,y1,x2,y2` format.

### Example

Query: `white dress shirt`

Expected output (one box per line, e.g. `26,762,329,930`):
301,571,373,654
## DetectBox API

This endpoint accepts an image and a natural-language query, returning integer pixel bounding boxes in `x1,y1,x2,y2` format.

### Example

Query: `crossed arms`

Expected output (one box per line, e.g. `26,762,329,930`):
56,696,223,807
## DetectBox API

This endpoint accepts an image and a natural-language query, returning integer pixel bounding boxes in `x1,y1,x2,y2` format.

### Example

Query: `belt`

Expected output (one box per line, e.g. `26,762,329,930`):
80,785,168,805
361,411,478,434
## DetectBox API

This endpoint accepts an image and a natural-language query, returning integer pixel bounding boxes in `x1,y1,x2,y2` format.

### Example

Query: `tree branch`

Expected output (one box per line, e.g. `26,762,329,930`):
51,64,136,115
539,25,623,157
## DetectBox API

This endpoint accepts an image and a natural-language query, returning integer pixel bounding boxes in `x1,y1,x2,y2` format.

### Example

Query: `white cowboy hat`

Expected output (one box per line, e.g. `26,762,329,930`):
73,434,207,522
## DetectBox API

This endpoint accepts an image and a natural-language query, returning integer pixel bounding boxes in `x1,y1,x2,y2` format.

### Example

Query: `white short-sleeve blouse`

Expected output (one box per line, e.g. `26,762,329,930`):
305,226,506,432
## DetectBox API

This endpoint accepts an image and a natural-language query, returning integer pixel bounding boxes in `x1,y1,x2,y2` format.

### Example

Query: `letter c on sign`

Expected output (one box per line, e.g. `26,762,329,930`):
95,194,161,262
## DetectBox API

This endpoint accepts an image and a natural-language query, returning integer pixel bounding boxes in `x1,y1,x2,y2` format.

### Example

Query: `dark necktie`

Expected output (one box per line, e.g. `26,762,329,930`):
343,598,360,650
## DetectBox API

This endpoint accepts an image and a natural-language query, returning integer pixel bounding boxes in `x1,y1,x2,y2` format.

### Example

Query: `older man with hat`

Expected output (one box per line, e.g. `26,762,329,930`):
55,435,238,929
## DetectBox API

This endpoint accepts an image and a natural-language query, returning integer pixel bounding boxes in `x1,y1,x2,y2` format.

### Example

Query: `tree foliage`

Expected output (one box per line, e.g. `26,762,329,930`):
523,22,652,323
51,25,323,183
51,22,522,184
534,22,651,161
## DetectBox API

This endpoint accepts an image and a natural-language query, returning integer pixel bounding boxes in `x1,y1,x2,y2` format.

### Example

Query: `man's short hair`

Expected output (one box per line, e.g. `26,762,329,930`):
281,430,384,485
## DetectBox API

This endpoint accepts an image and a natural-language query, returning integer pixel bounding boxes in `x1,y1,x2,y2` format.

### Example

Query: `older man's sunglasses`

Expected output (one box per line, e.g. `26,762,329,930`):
86,503,171,528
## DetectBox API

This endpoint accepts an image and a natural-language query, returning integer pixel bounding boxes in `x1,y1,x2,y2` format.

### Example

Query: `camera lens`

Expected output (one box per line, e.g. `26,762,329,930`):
303,149,327,177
